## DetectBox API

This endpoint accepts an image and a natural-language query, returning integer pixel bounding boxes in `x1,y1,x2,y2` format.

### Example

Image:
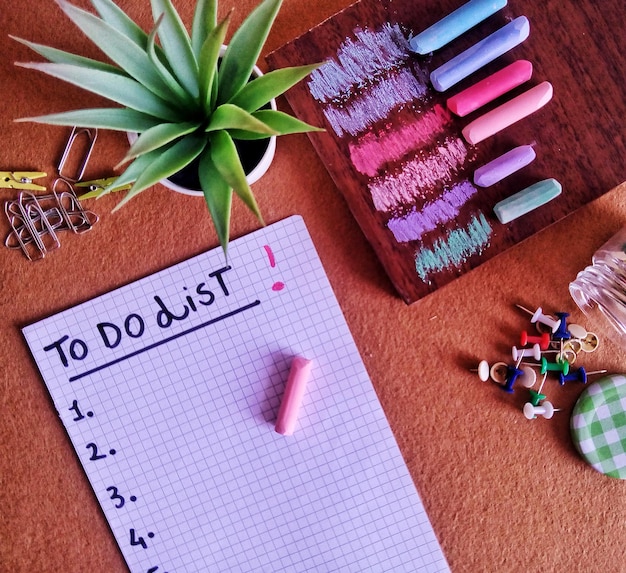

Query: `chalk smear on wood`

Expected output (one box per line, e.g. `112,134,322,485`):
318,69,429,137
387,181,478,242
308,23,411,102
414,213,493,282
349,104,453,177
370,138,469,211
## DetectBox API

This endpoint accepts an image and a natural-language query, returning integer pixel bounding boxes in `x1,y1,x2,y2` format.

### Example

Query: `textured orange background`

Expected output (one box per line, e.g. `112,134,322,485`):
1,1,625,572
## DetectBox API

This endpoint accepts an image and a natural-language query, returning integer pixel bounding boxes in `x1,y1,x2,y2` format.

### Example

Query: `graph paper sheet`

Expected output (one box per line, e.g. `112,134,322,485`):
23,216,449,573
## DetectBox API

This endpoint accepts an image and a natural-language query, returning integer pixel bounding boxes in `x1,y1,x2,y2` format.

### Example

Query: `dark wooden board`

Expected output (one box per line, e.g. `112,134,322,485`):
268,0,626,303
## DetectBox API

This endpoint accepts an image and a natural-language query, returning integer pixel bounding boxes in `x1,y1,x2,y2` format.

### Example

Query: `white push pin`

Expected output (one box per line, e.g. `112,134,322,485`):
512,343,541,362
471,360,490,381
543,347,578,365
518,365,537,389
580,332,600,353
567,323,588,340
516,304,561,333
523,400,556,420
489,362,509,384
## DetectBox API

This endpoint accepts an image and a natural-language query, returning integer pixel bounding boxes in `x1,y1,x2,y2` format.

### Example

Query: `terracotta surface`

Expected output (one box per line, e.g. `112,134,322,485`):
1,1,625,572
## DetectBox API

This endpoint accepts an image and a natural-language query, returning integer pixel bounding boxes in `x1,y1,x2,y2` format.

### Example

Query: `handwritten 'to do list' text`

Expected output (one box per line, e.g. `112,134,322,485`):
40,266,261,380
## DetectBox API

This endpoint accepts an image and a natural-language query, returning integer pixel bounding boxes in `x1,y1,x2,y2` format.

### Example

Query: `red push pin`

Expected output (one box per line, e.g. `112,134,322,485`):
520,330,551,351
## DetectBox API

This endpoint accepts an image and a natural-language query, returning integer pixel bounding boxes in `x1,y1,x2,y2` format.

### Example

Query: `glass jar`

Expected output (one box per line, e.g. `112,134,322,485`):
570,228,626,342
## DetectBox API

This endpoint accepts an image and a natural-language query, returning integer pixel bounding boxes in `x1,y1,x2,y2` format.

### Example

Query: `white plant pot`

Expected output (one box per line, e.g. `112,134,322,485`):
127,50,277,197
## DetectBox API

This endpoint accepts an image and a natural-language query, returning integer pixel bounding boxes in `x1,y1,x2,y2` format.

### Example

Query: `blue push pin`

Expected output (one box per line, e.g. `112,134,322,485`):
502,365,523,393
559,367,607,386
553,312,571,341
559,366,587,386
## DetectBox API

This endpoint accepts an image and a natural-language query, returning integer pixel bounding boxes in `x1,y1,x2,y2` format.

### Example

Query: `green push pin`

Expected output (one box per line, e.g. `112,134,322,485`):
528,389,547,407
539,356,569,376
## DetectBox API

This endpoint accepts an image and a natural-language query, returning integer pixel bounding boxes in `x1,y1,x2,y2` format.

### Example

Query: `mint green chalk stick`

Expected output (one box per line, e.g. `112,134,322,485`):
494,178,562,224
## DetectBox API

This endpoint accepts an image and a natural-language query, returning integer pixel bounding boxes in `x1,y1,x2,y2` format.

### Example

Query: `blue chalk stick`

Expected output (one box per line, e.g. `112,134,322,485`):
430,16,530,92
409,0,508,55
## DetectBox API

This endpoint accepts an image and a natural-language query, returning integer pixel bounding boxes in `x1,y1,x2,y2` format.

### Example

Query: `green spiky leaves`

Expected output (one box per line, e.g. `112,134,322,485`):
13,0,323,252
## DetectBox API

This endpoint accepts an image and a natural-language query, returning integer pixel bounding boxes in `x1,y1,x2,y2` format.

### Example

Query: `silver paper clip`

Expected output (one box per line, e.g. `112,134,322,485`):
57,126,98,182
5,192,60,260
4,185,99,260
52,178,98,233
4,126,100,259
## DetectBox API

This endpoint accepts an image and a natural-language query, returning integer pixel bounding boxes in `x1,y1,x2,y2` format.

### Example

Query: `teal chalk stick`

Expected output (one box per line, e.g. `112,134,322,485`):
410,0,508,55
494,178,562,224
430,16,530,92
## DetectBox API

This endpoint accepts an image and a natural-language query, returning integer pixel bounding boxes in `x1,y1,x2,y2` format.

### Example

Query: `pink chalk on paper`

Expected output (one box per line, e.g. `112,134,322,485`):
462,81,553,145
263,244,285,291
275,357,313,436
447,60,533,117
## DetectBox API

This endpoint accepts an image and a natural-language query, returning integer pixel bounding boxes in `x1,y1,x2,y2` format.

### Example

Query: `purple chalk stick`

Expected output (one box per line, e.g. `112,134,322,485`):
473,145,536,187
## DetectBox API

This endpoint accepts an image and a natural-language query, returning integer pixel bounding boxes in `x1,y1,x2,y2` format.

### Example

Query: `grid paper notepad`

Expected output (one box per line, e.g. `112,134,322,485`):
23,216,449,573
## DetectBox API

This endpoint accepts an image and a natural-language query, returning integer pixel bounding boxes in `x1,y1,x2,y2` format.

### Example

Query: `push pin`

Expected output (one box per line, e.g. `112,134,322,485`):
512,344,541,362
523,400,556,420
538,356,569,376
566,323,588,340
516,304,561,333
542,347,577,365
557,346,578,366
489,362,509,384
563,339,583,355
558,368,607,386
552,312,571,341
528,388,546,407
580,332,600,353
502,365,523,393
518,365,537,389
559,366,587,386
520,331,551,351
471,360,490,381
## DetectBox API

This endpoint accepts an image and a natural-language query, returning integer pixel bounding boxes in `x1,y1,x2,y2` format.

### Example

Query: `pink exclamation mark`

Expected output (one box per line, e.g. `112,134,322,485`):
263,245,285,291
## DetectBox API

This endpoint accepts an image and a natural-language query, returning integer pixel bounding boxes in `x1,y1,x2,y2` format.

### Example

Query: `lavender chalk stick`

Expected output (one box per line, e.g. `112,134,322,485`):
430,16,530,92
474,145,536,187
409,0,508,55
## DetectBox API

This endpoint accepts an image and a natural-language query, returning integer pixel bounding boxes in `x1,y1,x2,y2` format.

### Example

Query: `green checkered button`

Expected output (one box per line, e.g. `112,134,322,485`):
571,374,626,479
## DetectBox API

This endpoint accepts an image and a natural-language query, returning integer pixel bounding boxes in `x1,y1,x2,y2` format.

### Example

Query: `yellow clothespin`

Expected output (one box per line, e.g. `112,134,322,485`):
0,171,47,191
75,177,133,199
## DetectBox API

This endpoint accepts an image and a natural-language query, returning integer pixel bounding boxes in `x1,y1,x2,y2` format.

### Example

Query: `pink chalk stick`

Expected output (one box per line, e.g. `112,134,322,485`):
462,81,553,145
275,357,313,436
447,60,533,117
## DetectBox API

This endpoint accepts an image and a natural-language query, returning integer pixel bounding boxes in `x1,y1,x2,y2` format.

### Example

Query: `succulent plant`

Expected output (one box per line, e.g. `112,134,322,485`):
12,0,322,251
